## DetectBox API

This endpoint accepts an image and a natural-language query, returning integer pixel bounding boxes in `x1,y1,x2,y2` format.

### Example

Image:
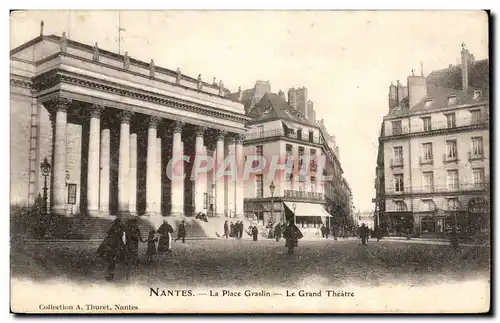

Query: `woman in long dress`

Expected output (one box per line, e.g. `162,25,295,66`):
157,220,174,254
96,218,125,280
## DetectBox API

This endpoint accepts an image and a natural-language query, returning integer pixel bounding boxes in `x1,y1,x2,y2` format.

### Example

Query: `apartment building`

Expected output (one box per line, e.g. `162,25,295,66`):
377,44,489,239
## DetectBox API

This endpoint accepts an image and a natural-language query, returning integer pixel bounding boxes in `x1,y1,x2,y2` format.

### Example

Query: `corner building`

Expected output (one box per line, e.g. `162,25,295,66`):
379,44,489,239
10,33,250,235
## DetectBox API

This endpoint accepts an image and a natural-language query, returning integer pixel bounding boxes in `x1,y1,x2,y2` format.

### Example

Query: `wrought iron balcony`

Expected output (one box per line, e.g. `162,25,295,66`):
468,151,484,162
390,158,404,168
419,156,434,166
284,190,324,200
245,128,323,145
385,182,489,195
443,153,458,164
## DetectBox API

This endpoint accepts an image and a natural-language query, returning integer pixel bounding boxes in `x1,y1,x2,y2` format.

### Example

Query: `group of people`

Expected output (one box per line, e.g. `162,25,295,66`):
96,218,181,281
195,212,209,222
223,220,245,239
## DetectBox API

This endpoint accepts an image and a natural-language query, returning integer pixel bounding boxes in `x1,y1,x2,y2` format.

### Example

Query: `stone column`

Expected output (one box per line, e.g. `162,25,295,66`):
129,133,137,215
235,134,244,218
118,111,133,215
171,121,184,216
206,146,214,216
86,105,102,216
156,136,162,215
99,128,110,214
225,136,236,217
146,116,160,216
50,98,70,216
215,130,226,217
194,126,206,214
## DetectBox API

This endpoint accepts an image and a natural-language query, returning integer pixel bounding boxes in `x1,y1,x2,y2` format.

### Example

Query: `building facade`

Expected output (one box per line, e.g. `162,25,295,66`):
11,33,251,226
377,44,489,239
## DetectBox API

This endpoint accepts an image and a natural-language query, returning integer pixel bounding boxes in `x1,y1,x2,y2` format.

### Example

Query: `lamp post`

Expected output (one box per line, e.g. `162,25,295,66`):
40,157,51,215
269,180,276,223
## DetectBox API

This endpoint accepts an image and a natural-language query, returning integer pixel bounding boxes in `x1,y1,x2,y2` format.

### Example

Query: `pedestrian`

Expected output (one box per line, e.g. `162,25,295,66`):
125,217,142,267
96,218,126,281
230,222,235,237
144,229,158,265
175,220,187,243
252,225,259,241
283,220,303,255
321,224,329,239
332,225,338,241
274,222,282,242
359,223,369,245
223,220,229,238
238,221,244,239
157,220,174,254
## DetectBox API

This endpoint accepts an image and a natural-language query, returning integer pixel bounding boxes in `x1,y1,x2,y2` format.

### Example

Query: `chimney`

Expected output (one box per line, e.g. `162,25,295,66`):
388,81,397,110
461,42,469,91
278,90,285,101
408,72,427,109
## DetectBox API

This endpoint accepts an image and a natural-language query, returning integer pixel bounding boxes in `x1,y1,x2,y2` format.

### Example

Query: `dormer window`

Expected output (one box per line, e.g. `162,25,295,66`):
424,99,433,108
473,90,482,100
448,95,458,106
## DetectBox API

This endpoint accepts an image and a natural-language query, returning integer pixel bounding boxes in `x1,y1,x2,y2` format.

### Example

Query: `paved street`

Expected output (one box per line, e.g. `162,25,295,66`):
11,238,489,289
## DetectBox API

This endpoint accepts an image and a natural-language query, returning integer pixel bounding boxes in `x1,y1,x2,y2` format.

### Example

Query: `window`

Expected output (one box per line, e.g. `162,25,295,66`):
286,144,293,181
470,109,481,124
257,125,264,136
67,184,77,205
422,143,433,162
311,176,316,193
424,99,433,108
446,170,459,190
392,120,402,135
422,199,434,212
423,172,434,192
448,96,458,106
446,140,457,160
255,175,263,198
309,131,314,143
297,129,302,140
422,117,432,131
393,146,403,163
473,168,485,188
253,145,263,168
394,174,404,193
395,200,407,211
203,193,208,209
310,149,317,172
447,198,460,211
472,137,483,156
473,90,482,100
446,113,456,128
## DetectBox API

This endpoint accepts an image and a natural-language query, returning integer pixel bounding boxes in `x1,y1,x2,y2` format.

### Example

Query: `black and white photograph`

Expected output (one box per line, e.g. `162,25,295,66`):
9,10,490,313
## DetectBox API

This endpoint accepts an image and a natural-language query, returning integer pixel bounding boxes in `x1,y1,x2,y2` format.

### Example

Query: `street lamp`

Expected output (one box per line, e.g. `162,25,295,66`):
269,180,276,223
40,157,51,215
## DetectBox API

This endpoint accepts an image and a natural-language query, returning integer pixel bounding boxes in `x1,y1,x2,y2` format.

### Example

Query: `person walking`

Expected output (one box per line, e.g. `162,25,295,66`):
97,218,126,281
157,220,174,254
359,223,369,245
144,229,158,265
223,220,229,238
274,222,282,242
283,220,303,255
252,225,259,241
175,220,187,243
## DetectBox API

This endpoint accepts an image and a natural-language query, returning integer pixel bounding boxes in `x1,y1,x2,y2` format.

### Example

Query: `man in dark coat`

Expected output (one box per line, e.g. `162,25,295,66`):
125,217,142,266
175,220,187,243
238,221,244,239
223,220,229,238
157,220,174,253
274,222,282,242
230,222,235,237
252,225,259,241
97,218,125,281
359,223,369,245
283,221,303,255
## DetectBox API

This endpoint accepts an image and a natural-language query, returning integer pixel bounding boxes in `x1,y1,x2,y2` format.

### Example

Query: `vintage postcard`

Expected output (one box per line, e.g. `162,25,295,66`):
10,10,490,314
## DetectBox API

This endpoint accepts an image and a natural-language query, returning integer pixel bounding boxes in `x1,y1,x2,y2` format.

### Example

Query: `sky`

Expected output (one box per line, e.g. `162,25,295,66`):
10,10,489,211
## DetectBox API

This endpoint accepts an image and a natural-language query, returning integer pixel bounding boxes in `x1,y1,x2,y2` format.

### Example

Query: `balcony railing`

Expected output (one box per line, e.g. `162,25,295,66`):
284,190,324,200
385,182,489,195
443,153,458,164
419,156,434,166
468,151,484,162
390,158,404,168
245,128,323,145
384,116,489,137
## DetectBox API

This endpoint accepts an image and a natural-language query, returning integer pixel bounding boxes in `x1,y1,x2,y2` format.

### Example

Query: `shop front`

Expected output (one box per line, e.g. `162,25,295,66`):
283,201,332,237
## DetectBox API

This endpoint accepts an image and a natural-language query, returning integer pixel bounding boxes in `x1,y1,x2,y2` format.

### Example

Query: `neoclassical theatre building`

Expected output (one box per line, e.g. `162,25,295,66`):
11,32,250,227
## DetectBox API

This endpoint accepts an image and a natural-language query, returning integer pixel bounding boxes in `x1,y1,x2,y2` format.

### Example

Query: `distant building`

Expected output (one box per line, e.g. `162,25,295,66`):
227,80,271,114
357,211,375,230
375,43,489,239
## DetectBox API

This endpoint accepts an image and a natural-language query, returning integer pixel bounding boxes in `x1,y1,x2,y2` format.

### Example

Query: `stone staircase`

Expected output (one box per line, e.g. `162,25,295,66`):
47,215,212,240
